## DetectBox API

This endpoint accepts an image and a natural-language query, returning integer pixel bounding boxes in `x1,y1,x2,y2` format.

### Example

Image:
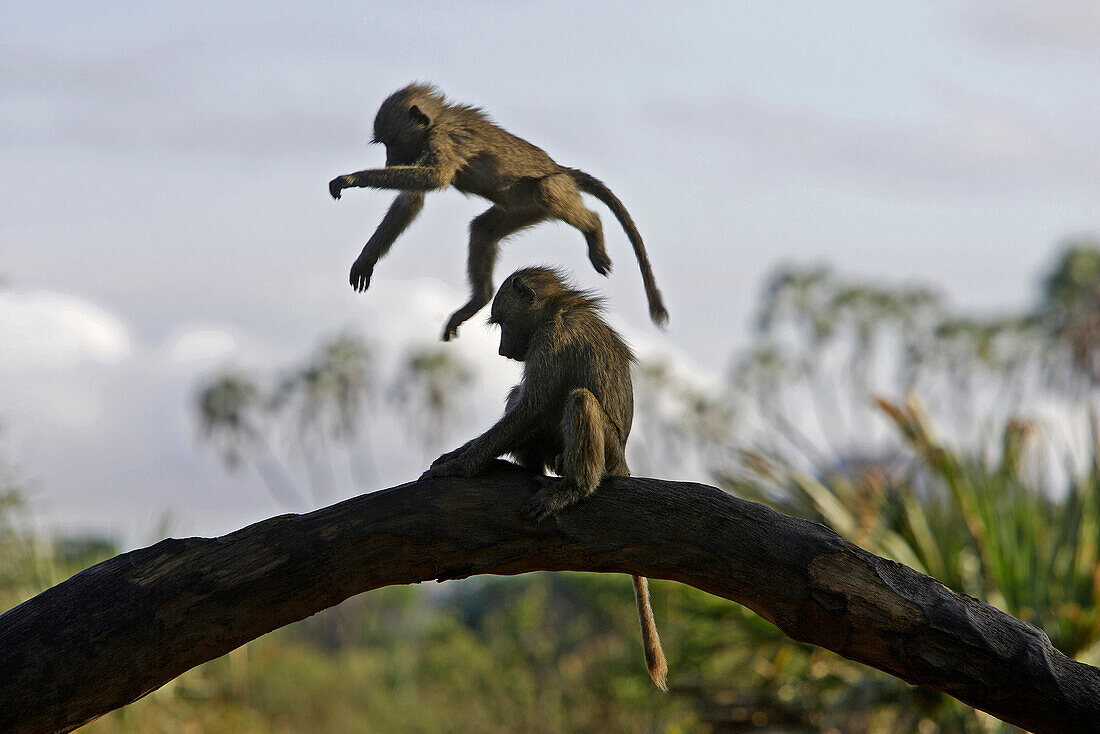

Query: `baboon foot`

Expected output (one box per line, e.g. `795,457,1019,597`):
522,479,588,523
442,298,489,341
441,311,466,342
589,248,613,276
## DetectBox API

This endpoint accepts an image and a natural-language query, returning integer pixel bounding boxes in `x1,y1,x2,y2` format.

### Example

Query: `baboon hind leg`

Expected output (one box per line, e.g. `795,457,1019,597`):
523,388,609,522
605,436,630,478
442,205,544,341
538,175,611,276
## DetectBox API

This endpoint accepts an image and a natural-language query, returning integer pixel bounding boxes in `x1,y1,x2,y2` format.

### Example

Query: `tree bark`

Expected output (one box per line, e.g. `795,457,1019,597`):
1,462,1097,733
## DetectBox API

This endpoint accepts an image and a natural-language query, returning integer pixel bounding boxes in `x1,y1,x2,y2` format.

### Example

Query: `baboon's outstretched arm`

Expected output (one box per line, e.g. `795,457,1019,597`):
330,165,453,198
349,192,426,291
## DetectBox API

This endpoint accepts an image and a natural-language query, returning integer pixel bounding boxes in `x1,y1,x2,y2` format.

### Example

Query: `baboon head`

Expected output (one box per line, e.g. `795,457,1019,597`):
489,273,540,361
372,84,443,166
489,267,594,361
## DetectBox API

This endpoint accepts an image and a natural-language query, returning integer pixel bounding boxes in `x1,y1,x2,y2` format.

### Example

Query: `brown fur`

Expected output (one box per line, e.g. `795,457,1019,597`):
330,83,669,340
421,267,668,691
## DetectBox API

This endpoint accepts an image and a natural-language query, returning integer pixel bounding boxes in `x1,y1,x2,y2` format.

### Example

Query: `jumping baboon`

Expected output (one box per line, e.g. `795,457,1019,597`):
329,83,668,341
420,266,668,690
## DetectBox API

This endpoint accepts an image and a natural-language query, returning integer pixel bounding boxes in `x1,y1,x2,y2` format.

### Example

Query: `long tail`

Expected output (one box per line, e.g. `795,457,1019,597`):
631,575,668,691
569,168,670,327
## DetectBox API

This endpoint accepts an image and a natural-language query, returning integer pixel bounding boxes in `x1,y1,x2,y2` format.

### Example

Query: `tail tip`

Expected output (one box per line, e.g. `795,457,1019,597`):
650,660,669,692
644,640,668,692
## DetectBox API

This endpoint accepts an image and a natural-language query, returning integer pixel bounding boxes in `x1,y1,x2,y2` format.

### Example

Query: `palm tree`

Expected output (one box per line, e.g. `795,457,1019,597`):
390,346,474,451
1037,242,1100,385
196,371,303,507
274,333,378,500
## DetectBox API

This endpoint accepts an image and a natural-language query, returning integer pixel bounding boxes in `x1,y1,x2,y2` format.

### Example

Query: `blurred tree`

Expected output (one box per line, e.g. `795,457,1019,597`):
197,370,303,507
1036,241,1100,385
631,359,736,479
719,261,1075,478
196,331,478,510
273,332,378,502
390,346,474,451
197,333,386,508
289,334,376,441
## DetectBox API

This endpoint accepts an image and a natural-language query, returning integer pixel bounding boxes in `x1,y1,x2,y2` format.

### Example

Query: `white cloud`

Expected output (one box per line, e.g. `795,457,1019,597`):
169,327,236,364
0,290,131,431
0,290,131,369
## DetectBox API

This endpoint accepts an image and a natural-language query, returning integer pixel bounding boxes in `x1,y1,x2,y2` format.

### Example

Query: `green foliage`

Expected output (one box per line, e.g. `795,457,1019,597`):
78,578,694,734
874,395,1100,661
0,469,117,613
722,393,1100,731
0,484,43,612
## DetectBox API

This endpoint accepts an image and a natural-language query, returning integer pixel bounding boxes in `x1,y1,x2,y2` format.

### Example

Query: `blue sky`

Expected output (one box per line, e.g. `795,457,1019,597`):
2,1,1098,544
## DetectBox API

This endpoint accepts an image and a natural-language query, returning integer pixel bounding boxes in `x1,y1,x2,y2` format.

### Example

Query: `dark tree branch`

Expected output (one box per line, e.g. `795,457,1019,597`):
1,462,1097,733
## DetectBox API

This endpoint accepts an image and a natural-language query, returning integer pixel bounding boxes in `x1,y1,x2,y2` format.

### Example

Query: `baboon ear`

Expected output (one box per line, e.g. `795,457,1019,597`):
511,276,536,301
409,105,431,127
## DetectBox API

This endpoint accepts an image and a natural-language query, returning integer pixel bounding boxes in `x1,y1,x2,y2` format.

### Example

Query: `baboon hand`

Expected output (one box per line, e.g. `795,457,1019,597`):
419,449,473,480
431,448,464,467
349,258,374,292
329,176,350,200
419,463,457,480
420,460,475,480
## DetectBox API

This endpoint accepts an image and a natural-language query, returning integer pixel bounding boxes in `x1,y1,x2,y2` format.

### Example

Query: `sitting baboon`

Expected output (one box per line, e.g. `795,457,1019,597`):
329,83,668,341
421,266,668,690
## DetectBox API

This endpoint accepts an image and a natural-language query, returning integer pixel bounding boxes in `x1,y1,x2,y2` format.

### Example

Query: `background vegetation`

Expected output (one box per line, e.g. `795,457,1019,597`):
3,242,1100,733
